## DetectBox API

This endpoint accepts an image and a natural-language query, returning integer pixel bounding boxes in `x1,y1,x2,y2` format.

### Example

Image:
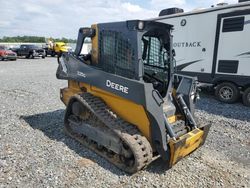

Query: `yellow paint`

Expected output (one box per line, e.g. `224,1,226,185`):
61,80,151,141
91,24,98,65
60,81,81,105
53,42,70,53
172,88,177,97
167,115,178,124
61,82,209,166
169,128,205,165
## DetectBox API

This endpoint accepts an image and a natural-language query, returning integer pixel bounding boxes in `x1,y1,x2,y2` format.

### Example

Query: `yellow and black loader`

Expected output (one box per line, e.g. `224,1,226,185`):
56,20,211,173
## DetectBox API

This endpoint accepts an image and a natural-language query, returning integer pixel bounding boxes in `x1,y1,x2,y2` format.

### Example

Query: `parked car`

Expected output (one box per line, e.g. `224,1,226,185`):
0,45,17,61
13,45,46,59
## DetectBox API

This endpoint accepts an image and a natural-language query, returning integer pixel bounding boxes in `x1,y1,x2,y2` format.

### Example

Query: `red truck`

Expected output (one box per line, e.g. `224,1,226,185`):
0,45,17,61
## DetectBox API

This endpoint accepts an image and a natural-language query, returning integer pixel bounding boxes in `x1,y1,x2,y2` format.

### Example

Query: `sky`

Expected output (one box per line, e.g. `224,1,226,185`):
0,0,238,39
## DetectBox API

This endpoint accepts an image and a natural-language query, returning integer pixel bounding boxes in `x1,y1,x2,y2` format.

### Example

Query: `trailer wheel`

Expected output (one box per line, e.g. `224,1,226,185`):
242,87,250,107
215,82,239,103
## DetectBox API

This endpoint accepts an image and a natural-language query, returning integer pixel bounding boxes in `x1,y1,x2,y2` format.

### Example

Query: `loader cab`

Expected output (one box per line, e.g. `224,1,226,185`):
74,20,174,97
140,22,173,97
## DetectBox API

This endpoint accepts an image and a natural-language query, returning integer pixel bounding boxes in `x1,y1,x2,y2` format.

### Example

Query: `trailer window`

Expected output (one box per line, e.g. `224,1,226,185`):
217,60,239,73
222,16,245,32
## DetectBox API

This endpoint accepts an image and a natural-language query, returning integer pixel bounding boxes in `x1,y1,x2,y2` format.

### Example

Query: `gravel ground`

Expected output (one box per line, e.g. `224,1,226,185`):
0,57,249,188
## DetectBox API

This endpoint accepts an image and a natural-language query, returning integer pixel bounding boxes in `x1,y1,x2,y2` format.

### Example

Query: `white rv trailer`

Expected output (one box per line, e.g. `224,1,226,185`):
152,0,250,106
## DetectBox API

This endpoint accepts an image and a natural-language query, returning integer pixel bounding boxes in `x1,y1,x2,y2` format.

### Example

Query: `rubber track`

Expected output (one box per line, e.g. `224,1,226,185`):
65,93,153,173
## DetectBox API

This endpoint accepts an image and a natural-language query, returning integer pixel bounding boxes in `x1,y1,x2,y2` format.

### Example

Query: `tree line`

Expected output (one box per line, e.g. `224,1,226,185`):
0,36,76,43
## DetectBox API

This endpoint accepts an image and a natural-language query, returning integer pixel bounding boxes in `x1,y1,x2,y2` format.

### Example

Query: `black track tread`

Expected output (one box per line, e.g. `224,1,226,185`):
65,93,153,173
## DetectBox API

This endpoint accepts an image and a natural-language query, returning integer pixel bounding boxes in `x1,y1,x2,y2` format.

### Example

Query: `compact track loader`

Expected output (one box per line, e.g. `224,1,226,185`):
56,20,211,173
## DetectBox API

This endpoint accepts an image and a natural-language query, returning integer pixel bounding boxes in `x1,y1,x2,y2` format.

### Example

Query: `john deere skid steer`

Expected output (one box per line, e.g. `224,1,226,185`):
56,20,210,173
